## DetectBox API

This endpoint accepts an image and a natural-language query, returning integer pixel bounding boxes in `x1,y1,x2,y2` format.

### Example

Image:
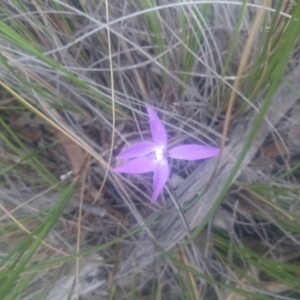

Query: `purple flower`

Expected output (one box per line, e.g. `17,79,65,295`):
113,105,219,203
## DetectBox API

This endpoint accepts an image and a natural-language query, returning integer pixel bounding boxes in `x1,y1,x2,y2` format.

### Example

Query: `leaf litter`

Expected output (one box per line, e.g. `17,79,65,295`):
0,1,300,299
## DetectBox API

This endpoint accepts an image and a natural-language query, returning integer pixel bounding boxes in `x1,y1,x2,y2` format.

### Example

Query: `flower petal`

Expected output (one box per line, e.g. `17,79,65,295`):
168,144,219,160
152,160,170,203
113,157,156,174
116,141,155,159
146,105,168,147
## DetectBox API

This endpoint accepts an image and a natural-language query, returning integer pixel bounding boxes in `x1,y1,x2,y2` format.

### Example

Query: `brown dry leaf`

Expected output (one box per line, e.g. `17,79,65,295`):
19,128,41,143
10,113,41,143
228,281,291,300
261,138,287,159
288,104,300,147
56,130,86,175
263,281,291,294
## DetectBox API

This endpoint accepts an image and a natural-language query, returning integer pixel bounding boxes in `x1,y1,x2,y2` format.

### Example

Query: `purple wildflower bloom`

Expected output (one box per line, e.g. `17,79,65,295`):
113,105,219,203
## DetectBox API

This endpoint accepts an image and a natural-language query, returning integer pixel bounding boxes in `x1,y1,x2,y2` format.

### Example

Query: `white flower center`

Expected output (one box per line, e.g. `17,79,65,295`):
155,147,165,162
